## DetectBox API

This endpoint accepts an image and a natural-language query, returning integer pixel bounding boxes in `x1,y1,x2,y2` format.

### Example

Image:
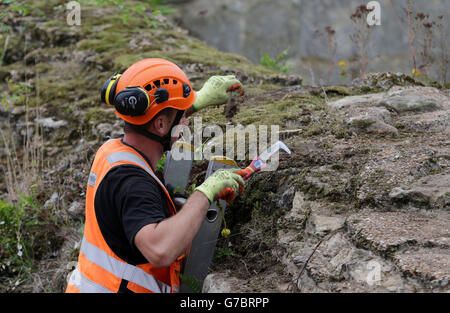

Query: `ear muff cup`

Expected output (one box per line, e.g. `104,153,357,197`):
101,73,122,105
114,87,150,117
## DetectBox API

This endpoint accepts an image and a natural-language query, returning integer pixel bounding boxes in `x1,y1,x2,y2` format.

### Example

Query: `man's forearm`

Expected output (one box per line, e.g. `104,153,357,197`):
135,191,210,267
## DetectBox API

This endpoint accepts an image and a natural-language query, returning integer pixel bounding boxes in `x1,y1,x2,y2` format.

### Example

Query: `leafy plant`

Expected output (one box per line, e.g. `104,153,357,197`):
0,0,31,32
214,247,236,260
179,273,202,293
0,0,32,66
146,0,176,16
0,192,64,290
0,194,39,278
156,153,167,173
185,183,197,196
0,80,33,109
260,48,292,73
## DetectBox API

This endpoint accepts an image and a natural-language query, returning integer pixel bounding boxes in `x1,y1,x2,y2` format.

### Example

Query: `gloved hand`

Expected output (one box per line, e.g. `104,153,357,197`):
192,75,244,112
195,169,245,204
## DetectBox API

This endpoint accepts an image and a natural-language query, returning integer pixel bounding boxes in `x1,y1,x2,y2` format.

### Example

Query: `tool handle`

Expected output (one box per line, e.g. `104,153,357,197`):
236,157,265,181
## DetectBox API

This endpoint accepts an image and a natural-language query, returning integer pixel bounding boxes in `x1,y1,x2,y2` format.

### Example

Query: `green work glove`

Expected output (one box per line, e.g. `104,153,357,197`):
195,169,245,204
192,75,244,112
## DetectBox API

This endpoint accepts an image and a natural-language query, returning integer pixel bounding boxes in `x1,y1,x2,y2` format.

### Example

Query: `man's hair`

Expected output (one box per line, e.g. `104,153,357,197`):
124,108,176,134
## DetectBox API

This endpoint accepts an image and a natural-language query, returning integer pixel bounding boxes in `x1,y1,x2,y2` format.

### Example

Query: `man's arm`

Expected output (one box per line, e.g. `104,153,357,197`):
134,191,209,268
134,169,244,268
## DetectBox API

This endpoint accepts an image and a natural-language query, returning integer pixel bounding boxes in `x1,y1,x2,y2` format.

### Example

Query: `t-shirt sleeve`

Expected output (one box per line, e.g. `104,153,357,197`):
114,166,170,249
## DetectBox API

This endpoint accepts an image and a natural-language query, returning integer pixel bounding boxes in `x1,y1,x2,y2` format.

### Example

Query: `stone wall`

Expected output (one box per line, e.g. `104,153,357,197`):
169,0,450,84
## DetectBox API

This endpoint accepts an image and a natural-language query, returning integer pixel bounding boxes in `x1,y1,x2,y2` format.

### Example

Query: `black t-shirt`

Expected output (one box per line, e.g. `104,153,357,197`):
94,149,171,265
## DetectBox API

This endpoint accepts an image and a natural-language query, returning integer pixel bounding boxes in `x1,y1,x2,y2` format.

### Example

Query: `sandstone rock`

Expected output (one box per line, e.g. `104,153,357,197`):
288,232,420,292
306,214,345,237
35,117,68,129
351,72,425,90
328,93,398,136
393,248,450,290
346,112,398,136
390,173,450,210
11,106,26,117
280,191,309,229
44,192,59,209
328,93,384,111
202,272,283,293
202,273,233,293
347,210,450,254
68,201,84,218
95,121,123,140
379,87,449,113
275,186,295,209
329,86,450,137
33,22,81,46
343,257,411,292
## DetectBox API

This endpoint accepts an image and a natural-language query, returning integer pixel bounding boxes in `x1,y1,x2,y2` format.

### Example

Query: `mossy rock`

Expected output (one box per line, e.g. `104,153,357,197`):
351,119,376,129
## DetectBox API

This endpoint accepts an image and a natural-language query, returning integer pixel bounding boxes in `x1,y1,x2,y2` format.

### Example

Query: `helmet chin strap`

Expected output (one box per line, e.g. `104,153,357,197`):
130,110,185,152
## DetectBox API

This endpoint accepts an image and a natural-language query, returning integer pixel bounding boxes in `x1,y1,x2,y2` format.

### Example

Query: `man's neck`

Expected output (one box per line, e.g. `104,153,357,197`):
123,132,163,170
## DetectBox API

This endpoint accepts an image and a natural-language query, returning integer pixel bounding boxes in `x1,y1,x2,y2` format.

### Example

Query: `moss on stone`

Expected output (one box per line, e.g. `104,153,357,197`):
351,119,376,129
83,107,116,126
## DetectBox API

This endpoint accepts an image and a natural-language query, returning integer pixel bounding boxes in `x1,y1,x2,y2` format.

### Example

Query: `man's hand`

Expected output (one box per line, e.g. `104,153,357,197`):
195,168,245,204
192,75,244,112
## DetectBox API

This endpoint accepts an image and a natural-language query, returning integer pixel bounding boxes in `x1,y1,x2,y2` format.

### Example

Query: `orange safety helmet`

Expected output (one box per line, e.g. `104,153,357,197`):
101,58,196,125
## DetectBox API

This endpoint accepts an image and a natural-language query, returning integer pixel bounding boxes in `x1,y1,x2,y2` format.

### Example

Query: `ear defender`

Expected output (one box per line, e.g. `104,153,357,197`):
114,87,150,117
101,73,122,106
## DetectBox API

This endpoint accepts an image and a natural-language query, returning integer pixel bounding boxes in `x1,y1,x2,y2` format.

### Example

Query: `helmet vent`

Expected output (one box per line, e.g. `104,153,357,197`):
153,80,161,88
144,84,153,91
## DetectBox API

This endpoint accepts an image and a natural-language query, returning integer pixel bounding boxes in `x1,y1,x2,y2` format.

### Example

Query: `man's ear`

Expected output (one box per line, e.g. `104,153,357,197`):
149,114,172,137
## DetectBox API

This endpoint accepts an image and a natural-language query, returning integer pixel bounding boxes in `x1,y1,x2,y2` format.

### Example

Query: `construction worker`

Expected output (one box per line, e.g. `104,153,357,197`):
66,58,245,293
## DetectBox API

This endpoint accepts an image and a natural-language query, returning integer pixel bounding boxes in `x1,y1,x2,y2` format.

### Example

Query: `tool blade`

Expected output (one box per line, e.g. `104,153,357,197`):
258,141,291,162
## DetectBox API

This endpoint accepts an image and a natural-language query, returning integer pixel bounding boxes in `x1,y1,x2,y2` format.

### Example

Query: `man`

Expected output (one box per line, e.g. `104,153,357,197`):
66,58,245,293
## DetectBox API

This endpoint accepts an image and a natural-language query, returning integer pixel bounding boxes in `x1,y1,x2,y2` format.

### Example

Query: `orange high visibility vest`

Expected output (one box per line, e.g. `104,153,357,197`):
66,138,182,293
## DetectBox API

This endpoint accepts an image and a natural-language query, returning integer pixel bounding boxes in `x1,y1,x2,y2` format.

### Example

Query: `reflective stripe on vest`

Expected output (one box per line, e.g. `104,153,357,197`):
80,236,171,293
68,267,113,293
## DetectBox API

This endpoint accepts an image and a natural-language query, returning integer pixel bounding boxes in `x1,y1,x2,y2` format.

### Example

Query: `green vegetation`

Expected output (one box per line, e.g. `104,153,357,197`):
92,0,176,25
260,48,292,73
351,119,376,130
156,153,167,173
0,193,62,290
0,1,31,32
214,247,236,260
179,273,202,293
0,80,33,109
